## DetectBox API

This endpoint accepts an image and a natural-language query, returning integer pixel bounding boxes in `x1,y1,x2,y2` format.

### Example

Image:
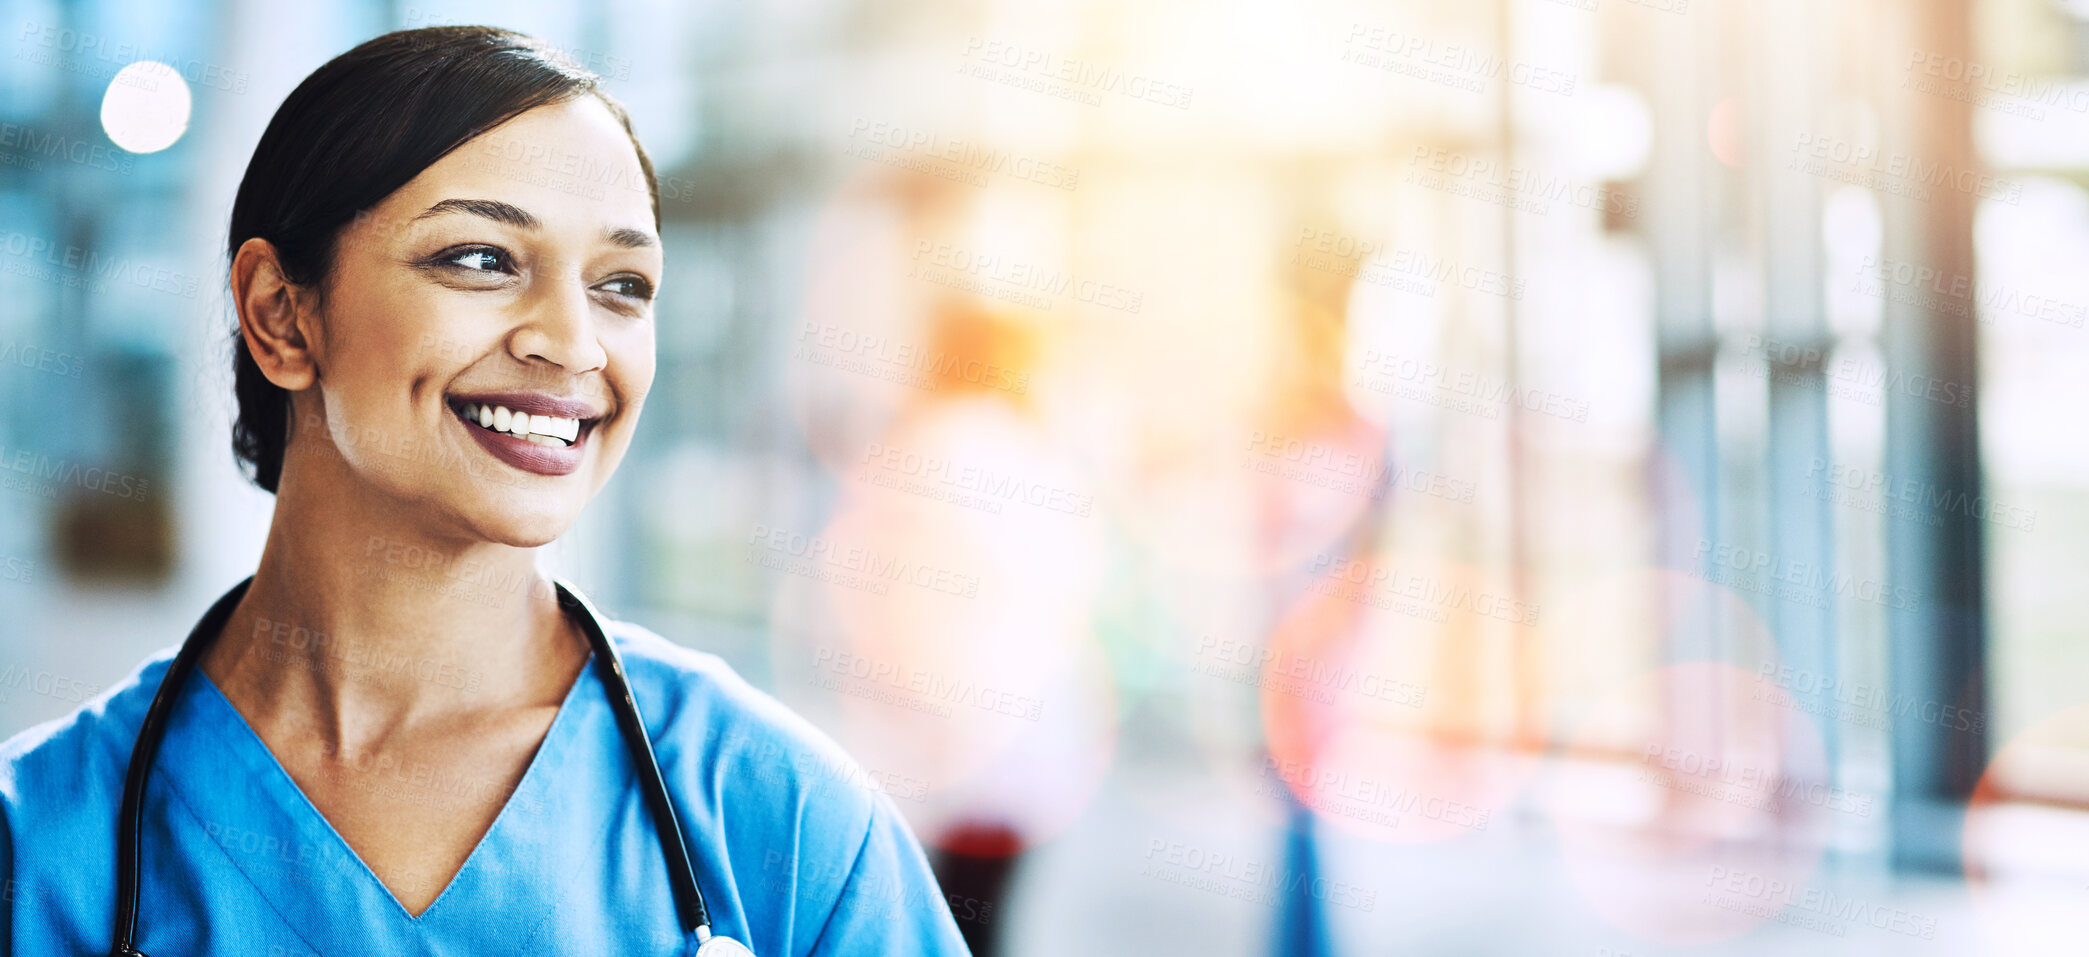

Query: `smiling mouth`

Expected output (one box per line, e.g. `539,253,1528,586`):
446,399,597,448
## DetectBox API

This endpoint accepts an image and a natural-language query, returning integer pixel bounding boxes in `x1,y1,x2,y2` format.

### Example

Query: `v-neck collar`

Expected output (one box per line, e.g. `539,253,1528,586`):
155,653,600,945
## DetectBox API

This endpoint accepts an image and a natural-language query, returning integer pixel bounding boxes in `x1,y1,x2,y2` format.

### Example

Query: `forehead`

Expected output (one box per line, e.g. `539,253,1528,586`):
379,97,657,237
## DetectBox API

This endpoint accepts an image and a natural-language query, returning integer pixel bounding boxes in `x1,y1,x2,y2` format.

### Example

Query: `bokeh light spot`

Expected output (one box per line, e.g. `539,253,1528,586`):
100,61,191,154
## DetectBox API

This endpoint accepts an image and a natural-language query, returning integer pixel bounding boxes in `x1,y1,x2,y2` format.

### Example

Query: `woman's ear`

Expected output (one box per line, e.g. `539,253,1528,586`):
231,237,320,392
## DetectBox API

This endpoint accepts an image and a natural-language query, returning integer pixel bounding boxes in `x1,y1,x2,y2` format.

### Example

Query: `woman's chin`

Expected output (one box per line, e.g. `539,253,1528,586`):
491,514,579,549
452,497,586,549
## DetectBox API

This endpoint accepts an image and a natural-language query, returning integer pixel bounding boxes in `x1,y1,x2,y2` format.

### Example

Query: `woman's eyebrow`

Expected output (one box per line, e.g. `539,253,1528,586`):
603,227,657,250
410,198,655,250
412,197,540,229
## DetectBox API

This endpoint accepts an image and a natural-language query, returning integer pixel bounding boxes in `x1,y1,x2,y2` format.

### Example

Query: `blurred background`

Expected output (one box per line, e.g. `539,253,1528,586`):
3,0,2087,952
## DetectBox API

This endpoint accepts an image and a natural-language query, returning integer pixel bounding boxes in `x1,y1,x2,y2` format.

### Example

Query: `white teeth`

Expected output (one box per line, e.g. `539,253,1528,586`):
454,401,583,446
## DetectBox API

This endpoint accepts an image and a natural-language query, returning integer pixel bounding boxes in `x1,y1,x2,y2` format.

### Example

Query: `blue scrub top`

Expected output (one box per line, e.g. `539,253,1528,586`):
0,616,972,956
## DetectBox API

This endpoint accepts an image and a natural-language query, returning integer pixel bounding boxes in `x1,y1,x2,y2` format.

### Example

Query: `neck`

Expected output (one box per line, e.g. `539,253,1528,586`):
201,448,588,755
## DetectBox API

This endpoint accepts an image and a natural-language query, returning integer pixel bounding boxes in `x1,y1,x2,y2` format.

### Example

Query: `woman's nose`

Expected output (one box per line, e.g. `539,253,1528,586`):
509,276,609,373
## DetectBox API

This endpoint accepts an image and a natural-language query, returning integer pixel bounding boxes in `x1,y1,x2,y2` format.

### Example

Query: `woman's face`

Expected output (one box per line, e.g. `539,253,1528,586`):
288,96,661,547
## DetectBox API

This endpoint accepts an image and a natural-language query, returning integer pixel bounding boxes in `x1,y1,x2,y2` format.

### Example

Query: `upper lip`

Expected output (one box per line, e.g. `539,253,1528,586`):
447,391,608,421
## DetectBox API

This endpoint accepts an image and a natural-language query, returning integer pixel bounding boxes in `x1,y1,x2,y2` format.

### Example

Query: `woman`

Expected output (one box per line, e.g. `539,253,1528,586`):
0,26,970,956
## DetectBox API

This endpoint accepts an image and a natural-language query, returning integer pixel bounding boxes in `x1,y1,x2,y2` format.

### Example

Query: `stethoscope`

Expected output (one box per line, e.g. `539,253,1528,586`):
108,575,753,957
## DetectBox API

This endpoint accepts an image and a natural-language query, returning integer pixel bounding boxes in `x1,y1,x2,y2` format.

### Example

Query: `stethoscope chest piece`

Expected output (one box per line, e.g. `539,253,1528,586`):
694,932,755,957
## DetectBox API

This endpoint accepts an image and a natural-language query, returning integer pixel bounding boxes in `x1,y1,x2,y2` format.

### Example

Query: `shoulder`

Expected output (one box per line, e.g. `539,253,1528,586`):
604,619,829,754
0,649,173,811
0,649,175,921
603,617,879,825
601,618,966,953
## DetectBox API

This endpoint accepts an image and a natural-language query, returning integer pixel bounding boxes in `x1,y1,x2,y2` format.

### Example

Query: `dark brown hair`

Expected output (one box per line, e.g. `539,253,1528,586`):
226,25,659,493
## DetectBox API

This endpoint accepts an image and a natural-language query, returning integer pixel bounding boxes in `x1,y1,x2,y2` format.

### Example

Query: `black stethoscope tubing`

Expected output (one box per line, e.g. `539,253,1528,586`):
108,576,722,956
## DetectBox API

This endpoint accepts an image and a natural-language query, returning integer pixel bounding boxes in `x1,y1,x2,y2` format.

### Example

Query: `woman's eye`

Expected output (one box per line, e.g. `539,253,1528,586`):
437,245,512,273
597,275,655,301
